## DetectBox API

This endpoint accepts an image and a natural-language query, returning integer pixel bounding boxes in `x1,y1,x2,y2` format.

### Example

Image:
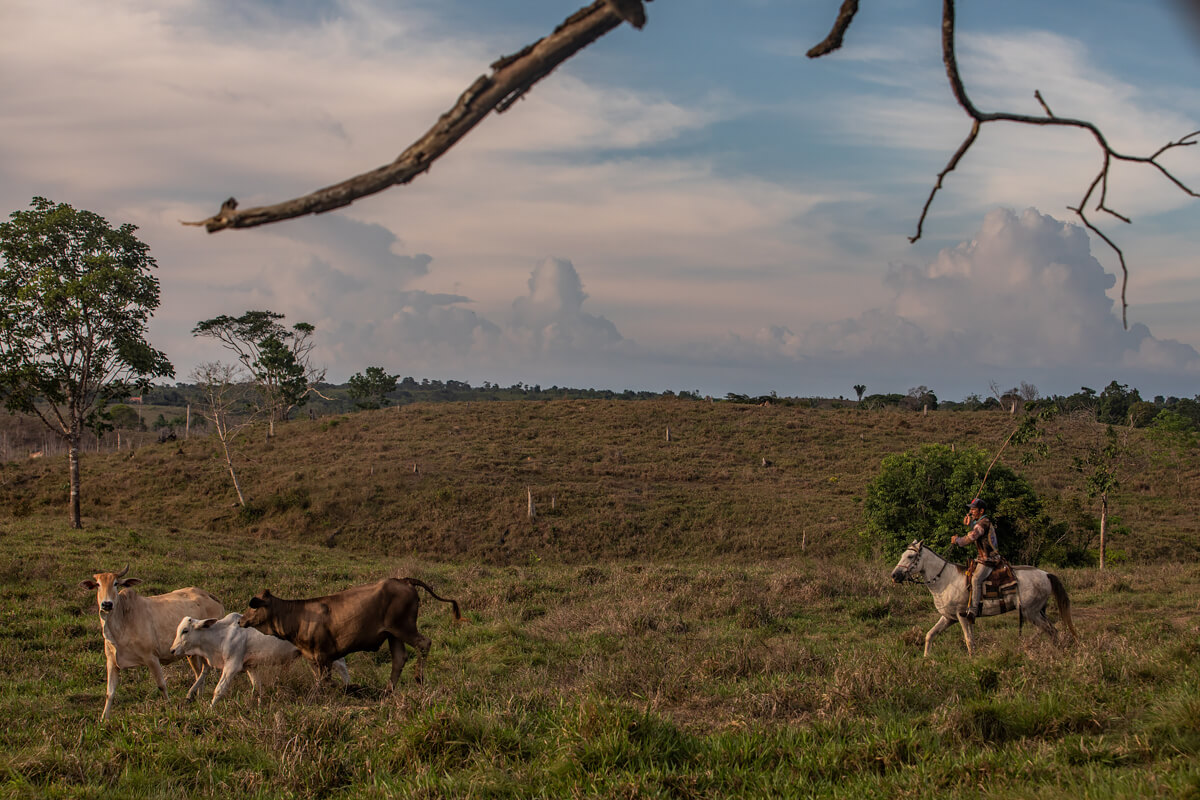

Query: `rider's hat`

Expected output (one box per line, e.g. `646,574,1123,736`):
968,497,986,510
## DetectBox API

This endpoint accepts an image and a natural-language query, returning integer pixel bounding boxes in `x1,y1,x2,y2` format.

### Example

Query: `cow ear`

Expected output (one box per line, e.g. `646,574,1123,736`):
248,597,265,608
79,580,98,591
119,577,143,588
200,618,217,628
263,589,274,598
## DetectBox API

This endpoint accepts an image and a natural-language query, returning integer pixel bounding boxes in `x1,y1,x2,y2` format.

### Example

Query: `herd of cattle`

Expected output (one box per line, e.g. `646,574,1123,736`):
79,565,463,720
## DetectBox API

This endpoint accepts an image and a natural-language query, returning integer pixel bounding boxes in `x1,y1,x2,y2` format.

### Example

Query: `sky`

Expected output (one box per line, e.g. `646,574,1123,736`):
2,0,1199,401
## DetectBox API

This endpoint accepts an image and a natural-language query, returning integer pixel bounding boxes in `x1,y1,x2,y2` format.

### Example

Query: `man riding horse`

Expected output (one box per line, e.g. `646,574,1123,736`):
951,497,1000,620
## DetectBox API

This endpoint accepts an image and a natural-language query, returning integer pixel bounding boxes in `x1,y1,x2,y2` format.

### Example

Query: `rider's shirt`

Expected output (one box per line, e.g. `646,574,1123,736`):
960,516,1000,562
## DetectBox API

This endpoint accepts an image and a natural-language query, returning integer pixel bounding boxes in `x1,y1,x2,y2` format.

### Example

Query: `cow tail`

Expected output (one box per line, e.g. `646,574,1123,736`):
404,578,463,621
1048,573,1078,640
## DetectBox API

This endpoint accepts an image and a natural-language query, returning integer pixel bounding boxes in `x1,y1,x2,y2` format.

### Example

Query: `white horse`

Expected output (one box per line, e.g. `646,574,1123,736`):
890,540,1076,656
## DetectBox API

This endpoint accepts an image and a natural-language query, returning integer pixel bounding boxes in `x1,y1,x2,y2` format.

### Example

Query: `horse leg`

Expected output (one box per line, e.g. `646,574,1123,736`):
923,616,955,657
957,613,975,656
1028,605,1059,645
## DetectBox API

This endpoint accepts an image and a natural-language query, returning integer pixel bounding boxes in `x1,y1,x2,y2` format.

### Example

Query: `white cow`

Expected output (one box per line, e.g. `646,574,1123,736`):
171,613,350,704
79,565,224,720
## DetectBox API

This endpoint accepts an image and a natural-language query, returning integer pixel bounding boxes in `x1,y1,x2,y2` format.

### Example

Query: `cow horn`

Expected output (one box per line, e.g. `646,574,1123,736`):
115,564,130,579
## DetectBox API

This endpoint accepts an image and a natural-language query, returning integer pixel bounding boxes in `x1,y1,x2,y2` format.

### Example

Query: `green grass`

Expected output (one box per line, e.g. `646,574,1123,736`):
2,517,1199,798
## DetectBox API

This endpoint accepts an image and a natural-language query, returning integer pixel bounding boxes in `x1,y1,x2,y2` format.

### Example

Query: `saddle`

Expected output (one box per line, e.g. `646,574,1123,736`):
965,558,1018,599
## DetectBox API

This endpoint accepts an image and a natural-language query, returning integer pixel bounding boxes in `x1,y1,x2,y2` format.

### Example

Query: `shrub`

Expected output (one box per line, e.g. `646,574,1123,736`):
862,444,1045,561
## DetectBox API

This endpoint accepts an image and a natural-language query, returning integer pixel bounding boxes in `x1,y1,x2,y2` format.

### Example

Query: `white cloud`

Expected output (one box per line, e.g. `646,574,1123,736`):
740,208,1200,394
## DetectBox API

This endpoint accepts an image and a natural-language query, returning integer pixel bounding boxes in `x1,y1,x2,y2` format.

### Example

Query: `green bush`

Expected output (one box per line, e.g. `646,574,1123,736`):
862,444,1045,561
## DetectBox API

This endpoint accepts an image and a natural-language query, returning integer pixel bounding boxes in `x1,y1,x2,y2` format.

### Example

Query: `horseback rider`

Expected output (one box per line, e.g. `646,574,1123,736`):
951,497,1000,620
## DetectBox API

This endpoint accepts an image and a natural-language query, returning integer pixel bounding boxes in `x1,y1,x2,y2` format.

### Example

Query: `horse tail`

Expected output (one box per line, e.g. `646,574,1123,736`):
1048,573,1077,640
403,578,463,621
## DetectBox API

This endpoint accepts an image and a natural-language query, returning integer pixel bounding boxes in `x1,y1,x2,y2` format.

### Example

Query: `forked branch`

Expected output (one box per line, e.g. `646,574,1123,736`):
901,0,1199,327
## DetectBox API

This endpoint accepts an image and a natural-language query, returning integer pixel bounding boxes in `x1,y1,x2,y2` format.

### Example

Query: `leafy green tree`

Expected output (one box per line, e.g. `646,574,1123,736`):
1097,380,1141,425
348,366,400,410
0,197,173,527
853,384,866,402
862,444,1044,562
192,311,324,437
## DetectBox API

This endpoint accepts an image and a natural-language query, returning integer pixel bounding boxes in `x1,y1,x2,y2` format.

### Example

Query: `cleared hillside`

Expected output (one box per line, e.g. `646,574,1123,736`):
2,400,1196,563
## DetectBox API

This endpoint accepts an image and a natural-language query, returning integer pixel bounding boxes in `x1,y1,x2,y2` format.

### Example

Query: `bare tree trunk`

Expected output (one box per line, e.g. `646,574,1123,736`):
1099,492,1108,570
220,434,246,507
67,432,82,529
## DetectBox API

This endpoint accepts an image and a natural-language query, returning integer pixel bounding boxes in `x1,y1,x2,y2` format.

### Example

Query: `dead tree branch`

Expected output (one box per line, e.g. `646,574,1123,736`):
806,0,860,58
188,0,1197,328
906,0,1200,328
185,1,644,232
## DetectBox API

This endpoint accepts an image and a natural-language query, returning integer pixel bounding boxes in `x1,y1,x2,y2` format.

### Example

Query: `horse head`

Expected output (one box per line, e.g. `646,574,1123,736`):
890,540,924,583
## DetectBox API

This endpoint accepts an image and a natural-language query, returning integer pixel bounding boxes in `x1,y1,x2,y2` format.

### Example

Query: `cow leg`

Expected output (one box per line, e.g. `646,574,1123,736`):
185,655,209,702
923,615,954,658
101,652,119,721
386,637,409,691
147,659,169,701
244,668,264,700
211,658,244,705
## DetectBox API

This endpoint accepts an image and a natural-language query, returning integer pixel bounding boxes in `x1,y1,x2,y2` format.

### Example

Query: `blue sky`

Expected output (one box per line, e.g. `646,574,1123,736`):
2,0,1198,401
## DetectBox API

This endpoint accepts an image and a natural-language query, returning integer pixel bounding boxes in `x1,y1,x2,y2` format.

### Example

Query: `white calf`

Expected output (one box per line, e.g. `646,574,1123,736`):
171,613,349,704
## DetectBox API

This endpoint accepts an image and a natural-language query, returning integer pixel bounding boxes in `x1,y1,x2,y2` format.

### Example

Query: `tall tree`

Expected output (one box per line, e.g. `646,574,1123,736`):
192,311,324,437
0,197,173,527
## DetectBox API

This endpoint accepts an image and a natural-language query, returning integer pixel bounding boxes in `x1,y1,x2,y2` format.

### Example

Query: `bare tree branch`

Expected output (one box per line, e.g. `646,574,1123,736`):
184,0,1198,329
184,1,640,232
806,0,860,58
912,0,1200,327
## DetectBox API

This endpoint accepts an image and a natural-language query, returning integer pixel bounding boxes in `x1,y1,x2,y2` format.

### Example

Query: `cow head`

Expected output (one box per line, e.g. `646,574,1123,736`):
79,565,142,616
238,590,276,631
171,615,219,657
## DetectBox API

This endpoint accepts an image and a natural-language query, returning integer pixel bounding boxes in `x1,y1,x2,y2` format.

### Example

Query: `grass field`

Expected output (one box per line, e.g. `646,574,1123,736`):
2,517,1198,799
3,400,1198,564
1,401,1198,797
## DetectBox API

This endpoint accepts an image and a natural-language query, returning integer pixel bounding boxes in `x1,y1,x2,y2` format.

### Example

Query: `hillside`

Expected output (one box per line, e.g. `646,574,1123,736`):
2,400,1197,563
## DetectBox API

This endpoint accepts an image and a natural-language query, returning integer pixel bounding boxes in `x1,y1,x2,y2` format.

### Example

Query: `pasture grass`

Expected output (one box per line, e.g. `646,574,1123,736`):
3,400,1198,565
2,517,1199,798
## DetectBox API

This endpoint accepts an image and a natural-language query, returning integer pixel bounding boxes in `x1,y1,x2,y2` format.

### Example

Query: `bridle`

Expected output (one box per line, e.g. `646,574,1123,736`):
899,541,950,585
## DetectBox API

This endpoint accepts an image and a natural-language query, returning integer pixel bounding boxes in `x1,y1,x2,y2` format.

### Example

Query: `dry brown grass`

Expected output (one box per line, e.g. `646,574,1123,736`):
1,400,1195,564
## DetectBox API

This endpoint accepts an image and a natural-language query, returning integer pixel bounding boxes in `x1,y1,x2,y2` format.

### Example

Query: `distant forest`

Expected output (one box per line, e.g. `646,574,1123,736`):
139,377,1198,430
4,376,1198,463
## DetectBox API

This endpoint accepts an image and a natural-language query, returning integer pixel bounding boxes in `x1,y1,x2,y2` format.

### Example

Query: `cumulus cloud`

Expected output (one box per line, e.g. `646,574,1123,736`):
729,208,1200,395
509,258,622,353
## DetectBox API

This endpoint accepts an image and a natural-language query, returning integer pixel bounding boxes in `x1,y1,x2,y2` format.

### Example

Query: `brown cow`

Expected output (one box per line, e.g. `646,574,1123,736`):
79,565,224,720
238,577,461,690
